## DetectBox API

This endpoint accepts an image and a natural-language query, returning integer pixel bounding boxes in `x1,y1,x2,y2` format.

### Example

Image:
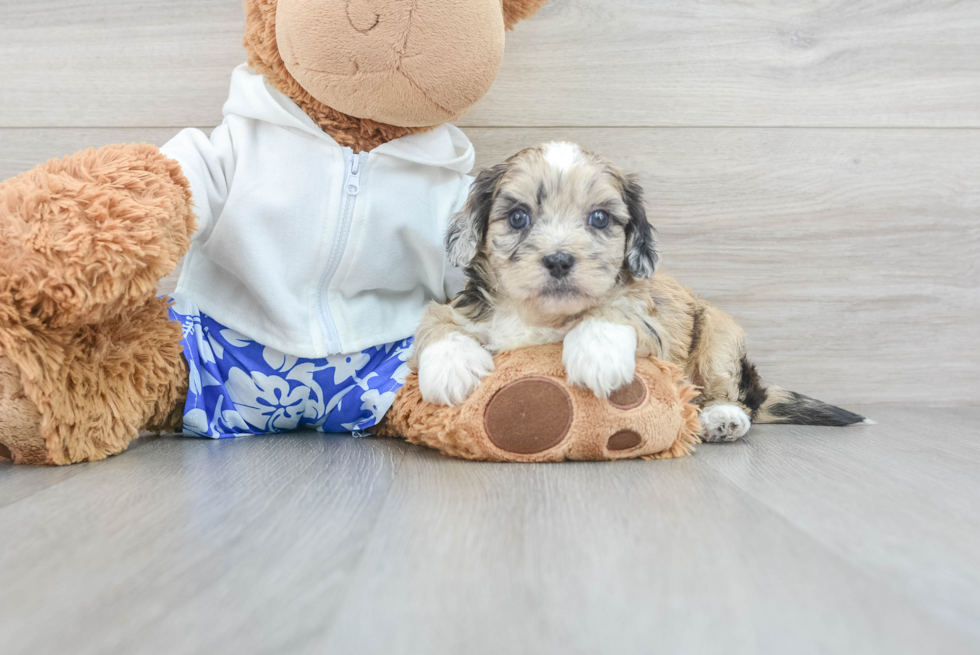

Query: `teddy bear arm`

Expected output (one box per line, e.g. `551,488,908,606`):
0,143,196,330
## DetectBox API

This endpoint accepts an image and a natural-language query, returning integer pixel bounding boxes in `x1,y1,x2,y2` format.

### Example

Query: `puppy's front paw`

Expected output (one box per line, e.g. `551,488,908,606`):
699,404,751,442
562,318,638,399
418,333,495,406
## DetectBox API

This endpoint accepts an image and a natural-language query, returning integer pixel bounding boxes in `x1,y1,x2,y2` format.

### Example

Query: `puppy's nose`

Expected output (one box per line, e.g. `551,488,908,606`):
542,252,576,279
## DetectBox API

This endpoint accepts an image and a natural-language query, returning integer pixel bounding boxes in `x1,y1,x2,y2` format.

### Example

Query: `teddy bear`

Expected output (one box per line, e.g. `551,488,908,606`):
0,0,699,466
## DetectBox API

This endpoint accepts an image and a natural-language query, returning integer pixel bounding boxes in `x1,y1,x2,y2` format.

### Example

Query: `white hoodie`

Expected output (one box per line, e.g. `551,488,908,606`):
161,64,473,358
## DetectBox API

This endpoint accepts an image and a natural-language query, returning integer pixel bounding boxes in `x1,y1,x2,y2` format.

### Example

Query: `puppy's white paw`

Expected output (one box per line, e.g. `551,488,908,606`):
699,404,752,442
418,333,495,406
563,318,637,399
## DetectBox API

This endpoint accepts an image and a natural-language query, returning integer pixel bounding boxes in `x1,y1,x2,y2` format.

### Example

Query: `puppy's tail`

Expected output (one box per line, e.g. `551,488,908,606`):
753,387,868,426
739,358,868,426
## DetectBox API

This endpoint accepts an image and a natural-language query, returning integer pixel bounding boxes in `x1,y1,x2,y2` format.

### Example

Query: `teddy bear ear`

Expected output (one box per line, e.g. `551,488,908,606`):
501,0,550,30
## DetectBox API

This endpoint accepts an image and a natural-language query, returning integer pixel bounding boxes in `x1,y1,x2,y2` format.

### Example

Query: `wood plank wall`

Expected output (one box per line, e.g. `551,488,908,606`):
1,0,978,405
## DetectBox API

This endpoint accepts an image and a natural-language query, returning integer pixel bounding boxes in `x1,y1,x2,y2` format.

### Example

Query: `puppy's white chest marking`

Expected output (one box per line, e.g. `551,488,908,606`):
469,311,571,354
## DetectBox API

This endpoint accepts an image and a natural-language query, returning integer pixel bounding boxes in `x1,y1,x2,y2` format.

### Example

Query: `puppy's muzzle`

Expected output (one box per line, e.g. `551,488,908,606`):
542,252,575,279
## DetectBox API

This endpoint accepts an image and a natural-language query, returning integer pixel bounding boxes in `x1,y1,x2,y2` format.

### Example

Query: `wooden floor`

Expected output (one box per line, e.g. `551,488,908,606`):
1,405,979,654
2,1,979,652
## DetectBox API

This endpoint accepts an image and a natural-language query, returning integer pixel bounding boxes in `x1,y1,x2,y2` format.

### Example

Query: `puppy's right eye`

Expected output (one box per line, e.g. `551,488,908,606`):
508,209,531,230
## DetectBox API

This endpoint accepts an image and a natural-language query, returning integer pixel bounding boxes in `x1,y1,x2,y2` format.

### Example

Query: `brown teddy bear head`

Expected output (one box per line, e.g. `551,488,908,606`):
244,0,548,151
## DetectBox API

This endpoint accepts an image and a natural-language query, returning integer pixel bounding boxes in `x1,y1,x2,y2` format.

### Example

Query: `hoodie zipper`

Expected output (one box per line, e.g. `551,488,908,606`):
318,147,364,353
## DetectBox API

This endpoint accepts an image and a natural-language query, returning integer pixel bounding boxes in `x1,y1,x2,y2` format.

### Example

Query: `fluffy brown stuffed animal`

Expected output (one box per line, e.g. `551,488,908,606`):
0,0,699,465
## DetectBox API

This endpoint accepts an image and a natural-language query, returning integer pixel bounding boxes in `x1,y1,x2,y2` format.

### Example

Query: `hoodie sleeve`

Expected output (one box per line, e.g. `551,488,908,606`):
159,125,236,239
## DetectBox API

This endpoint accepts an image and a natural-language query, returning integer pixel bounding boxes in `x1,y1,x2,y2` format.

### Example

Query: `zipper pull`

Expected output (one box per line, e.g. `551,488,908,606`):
345,154,362,196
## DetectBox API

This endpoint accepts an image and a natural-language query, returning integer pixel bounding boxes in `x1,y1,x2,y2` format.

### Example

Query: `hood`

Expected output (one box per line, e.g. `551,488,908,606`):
222,64,476,175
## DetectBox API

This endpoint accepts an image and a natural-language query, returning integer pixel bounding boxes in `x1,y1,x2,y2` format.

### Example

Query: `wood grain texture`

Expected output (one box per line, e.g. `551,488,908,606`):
0,0,245,128
3,408,978,654
2,0,979,128
320,423,979,654
3,126,977,404
0,434,410,655
0,438,172,510
698,405,980,640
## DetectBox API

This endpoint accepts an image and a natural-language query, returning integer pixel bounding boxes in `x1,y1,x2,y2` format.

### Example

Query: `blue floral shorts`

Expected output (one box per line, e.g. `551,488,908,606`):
167,297,413,438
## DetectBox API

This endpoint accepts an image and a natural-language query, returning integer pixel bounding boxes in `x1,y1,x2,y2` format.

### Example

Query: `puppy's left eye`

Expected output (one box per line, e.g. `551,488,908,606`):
509,209,531,230
588,210,610,229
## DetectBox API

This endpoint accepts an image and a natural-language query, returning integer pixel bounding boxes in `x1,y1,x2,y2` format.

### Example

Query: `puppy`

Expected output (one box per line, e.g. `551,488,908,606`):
413,142,865,442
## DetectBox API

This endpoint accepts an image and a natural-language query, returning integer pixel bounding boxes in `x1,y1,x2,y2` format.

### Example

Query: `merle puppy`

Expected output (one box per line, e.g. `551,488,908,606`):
412,142,865,441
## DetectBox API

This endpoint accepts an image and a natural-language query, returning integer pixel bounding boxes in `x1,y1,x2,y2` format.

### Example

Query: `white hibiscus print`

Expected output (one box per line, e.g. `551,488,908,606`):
206,330,225,360
186,352,204,396
286,361,332,419
363,388,398,419
224,367,309,432
219,407,251,433
325,352,372,385
391,360,412,385
201,367,223,388
262,346,298,373
340,387,399,431
182,408,210,437
195,328,219,365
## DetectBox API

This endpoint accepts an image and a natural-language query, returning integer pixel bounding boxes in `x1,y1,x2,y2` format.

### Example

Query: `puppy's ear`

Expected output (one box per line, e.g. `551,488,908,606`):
446,163,508,268
619,173,661,279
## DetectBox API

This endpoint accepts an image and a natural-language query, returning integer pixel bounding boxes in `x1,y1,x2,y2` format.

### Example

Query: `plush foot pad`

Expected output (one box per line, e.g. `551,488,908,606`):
379,343,701,462
484,378,573,454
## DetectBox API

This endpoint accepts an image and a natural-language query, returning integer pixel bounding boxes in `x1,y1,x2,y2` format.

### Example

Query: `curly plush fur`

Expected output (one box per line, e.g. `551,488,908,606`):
0,144,194,330
2,298,187,465
0,145,193,464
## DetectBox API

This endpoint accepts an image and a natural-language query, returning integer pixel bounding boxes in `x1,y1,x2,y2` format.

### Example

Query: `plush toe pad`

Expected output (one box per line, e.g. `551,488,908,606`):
608,378,647,410
485,378,573,454
607,429,643,451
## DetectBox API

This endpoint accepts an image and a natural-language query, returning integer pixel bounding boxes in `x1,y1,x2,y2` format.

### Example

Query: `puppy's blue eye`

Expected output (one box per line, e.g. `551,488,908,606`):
509,209,531,230
589,210,610,229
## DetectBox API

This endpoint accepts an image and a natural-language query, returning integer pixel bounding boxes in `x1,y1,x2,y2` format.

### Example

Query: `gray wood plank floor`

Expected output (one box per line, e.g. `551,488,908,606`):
2,406,978,655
